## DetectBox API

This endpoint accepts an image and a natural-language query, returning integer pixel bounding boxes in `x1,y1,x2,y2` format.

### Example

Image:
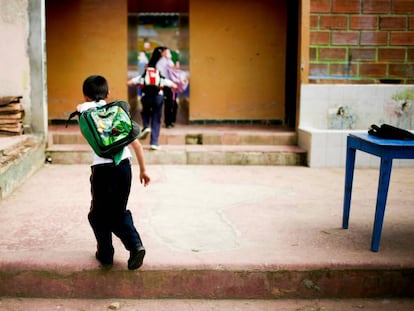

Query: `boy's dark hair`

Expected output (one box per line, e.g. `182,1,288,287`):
83,75,109,102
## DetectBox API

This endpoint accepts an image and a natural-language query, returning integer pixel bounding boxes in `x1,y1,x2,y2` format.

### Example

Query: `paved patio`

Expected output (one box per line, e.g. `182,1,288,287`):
0,164,413,299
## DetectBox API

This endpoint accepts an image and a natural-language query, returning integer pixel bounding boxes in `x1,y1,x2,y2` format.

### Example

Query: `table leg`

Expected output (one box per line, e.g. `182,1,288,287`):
342,143,356,229
371,156,393,252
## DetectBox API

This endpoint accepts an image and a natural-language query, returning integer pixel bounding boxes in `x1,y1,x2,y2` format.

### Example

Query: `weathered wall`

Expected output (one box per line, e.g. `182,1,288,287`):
28,0,47,135
46,0,128,120
189,0,287,121
0,0,31,122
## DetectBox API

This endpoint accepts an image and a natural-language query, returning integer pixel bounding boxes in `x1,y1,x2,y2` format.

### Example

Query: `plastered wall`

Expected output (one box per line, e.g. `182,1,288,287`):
189,0,287,121
0,0,31,122
47,0,288,122
46,0,128,120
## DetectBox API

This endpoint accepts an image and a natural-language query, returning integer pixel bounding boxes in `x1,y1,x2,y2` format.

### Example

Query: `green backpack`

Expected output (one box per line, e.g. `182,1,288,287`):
66,100,140,165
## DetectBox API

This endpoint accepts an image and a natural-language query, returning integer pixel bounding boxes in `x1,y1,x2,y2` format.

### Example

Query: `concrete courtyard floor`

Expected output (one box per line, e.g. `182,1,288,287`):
1,164,414,268
0,164,413,308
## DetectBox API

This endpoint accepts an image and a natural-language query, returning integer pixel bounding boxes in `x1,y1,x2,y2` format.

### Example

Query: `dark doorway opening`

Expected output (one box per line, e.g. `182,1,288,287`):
285,0,299,129
127,0,189,124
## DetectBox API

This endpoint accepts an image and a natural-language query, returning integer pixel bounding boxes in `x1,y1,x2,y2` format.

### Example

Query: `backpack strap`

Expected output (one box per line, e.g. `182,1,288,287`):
65,110,80,128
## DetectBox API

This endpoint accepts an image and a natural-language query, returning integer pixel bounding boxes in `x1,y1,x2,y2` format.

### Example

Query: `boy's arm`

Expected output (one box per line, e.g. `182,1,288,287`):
129,139,150,186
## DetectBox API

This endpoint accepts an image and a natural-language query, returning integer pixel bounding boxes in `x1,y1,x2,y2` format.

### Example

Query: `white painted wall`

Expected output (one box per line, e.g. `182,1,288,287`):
299,84,414,168
300,85,414,131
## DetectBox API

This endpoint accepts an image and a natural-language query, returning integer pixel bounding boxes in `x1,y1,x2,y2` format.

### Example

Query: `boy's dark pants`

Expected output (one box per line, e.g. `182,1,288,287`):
88,159,143,264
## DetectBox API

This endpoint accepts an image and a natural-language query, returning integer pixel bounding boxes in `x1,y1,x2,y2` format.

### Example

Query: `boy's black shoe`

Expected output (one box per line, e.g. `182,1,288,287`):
128,245,146,270
95,251,113,270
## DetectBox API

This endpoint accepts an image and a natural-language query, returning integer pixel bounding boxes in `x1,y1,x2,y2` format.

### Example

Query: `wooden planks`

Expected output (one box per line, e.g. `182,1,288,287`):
0,96,24,135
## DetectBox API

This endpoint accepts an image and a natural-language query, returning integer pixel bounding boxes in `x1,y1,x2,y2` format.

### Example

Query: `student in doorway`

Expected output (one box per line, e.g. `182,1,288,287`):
156,48,178,128
127,46,177,150
77,75,150,270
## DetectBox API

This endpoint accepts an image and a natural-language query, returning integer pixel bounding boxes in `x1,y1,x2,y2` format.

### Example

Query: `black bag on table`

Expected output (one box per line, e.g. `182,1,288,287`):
368,123,414,140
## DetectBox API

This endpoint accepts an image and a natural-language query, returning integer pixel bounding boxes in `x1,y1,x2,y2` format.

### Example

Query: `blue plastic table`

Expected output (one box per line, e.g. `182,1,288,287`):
342,133,414,252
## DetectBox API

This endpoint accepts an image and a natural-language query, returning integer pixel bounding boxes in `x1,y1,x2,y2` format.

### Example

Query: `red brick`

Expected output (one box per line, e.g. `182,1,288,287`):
389,63,414,77
319,47,347,60
316,79,351,84
332,31,359,45
320,15,348,30
378,48,406,61
310,0,331,13
310,15,319,29
410,16,414,30
310,47,317,60
349,48,377,61
392,0,414,14
351,15,378,30
360,31,388,45
309,63,329,76
408,48,414,61
310,31,330,44
333,0,361,13
360,63,387,76
308,79,322,84
362,0,391,14
330,63,357,76
390,32,414,45
355,78,378,84
379,16,407,30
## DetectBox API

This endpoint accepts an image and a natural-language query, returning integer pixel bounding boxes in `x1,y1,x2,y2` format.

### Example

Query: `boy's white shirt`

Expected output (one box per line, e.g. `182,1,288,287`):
78,100,132,165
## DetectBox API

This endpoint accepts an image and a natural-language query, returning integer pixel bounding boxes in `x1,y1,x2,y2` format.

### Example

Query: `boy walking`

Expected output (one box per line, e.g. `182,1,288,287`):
78,75,150,270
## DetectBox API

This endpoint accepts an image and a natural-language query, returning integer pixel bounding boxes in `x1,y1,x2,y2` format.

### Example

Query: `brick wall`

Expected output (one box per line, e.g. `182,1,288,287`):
309,0,414,84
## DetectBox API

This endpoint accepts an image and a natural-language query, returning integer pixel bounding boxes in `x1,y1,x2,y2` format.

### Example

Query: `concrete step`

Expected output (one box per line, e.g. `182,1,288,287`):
46,143,306,165
0,240,412,298
0,263,412,299
0,134,44,200
46,124,307,165
49,124,299,146
2,298,414,310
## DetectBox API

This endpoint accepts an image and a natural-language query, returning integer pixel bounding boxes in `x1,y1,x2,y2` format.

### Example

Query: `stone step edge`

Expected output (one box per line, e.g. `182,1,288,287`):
46,144,306,153
0,135,44,173
46,144,307,165
0,134,45,200
48,131,298,146
50,136,298,146
0,266,412,299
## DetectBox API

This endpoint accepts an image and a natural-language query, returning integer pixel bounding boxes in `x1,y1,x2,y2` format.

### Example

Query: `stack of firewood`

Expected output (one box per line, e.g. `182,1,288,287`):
0,96,24,135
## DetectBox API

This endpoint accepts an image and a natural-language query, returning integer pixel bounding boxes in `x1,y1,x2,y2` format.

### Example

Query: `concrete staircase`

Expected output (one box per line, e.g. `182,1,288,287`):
0,134,44,200
46,124,307,165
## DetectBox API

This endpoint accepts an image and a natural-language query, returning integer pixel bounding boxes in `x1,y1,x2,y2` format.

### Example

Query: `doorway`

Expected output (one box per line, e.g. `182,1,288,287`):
127,4,189,124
